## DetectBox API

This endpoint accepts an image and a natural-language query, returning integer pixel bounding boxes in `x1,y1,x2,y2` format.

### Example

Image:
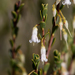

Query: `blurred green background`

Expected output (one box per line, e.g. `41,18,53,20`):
0,0,73,75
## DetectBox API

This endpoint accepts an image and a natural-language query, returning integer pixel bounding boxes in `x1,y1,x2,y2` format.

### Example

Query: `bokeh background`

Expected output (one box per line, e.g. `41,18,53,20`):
0,0,73,75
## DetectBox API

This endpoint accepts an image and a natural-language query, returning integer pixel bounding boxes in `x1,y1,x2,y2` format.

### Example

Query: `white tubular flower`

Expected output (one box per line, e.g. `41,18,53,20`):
41,45,48,62
73,16,75,29
64,20,72,37
73,0,75,4
52,5,56,17
62,0,71,5
59,20,63,30
56,0,61,5
62,0,71,8
59,20,63,40
29,27,40,43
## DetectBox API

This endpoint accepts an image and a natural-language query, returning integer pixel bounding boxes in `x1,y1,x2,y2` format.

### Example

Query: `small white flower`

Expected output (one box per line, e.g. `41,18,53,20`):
29,27,40,43
52,5,56,17
64,20,72,37
56,0,61,5
73,16,75,29
62,0,71,6
59,20,63,30
63,31,67,42
41,45,48,62
73,0,75,4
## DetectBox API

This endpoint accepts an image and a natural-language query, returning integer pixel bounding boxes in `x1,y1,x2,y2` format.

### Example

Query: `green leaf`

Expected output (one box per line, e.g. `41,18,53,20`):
13,27,19,36
9,40,13,47
44,63,50,73
17,14,21,23
18,3,24,12
40,21,46,28
43,8,47,17
52,26,58,34
60,4,64,10
11,11,17,19
32,72,38,75
16,45,21,53
39,33,42,39
51,38,56,47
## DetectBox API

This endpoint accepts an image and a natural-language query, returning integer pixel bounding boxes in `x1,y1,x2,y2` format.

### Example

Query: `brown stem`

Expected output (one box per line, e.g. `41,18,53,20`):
46,34,54,58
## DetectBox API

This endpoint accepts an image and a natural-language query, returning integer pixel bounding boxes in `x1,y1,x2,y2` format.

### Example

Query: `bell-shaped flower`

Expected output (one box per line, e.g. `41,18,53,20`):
56,0,61,5
64,20,72,37
62,0,71,5
62,0,71,8
29,27,40,43
52,5,56,17
41,45,48,62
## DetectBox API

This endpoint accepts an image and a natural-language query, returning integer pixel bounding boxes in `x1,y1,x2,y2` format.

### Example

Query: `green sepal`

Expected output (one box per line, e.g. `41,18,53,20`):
52,26,58,34
54,56,59,61
60,4,64,10
51,38,56,47
16,45,21,53
9,39,14,47
44,63,50,74
11,11,17,19
18,3,24,12
40,21,46,28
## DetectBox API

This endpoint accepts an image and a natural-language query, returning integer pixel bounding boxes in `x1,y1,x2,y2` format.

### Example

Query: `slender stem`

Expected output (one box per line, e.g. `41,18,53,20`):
46,34,54,58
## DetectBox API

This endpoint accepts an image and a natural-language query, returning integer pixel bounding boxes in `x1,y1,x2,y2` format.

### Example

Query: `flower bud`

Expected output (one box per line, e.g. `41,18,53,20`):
52,5,56,17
